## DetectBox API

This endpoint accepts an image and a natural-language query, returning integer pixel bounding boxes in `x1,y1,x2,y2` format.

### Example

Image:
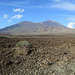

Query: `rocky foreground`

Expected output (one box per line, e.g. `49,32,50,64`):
0,37,75,75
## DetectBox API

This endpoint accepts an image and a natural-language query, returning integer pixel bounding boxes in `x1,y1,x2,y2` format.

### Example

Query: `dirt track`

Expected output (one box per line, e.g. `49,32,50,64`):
0,37,75,75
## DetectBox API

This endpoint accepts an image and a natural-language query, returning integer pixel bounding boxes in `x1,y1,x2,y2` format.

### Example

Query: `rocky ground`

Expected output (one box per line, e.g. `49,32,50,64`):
0,36,75,75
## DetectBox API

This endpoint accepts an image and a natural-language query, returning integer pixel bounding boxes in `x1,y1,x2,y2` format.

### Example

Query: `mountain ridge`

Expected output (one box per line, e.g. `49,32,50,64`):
0,20,75,35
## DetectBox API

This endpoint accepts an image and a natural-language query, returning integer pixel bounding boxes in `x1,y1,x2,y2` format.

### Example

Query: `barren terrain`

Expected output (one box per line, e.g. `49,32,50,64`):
0,35,75,75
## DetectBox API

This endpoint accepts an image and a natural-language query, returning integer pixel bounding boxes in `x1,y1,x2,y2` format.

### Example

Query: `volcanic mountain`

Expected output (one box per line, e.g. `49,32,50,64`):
0,19,74,35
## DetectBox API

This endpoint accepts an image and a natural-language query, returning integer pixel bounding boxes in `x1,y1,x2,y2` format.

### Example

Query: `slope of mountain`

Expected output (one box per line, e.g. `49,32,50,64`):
0,19,75,35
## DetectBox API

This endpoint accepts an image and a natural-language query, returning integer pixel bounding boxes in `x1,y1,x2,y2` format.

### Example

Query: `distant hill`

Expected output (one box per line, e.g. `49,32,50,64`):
0,19,75,35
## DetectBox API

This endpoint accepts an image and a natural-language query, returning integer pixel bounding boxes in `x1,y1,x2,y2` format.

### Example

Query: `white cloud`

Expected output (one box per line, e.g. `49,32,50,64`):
3,14,8,19
8,19,12,22
13,8,24,12
11,14,23,19
67,22,75,28
51,2,75,11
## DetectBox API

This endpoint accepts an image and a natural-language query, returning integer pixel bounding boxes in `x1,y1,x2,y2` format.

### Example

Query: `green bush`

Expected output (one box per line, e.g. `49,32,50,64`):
16,41,31,48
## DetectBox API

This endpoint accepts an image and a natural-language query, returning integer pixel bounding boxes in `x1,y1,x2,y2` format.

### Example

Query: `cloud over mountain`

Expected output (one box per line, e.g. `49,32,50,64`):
11,14,23,19
13,8,24,12
68,22,75,28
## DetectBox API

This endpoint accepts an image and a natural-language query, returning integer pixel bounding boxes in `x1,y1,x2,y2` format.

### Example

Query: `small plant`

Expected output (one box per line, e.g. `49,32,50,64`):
16,41,31,48
15,41,32,56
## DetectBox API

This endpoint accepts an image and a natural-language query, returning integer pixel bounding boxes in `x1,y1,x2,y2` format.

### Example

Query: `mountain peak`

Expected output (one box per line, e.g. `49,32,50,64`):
46,19,56,22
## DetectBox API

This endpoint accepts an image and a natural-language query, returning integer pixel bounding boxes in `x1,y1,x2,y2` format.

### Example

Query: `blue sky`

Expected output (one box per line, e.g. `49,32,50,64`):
0,0,75,29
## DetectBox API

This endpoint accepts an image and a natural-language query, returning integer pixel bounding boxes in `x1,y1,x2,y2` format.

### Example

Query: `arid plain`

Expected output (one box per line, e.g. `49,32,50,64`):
0,35,75,75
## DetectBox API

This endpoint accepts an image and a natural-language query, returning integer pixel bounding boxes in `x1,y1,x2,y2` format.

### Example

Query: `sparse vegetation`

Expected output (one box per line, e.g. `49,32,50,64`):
16,41,31,48
15,41,32,56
